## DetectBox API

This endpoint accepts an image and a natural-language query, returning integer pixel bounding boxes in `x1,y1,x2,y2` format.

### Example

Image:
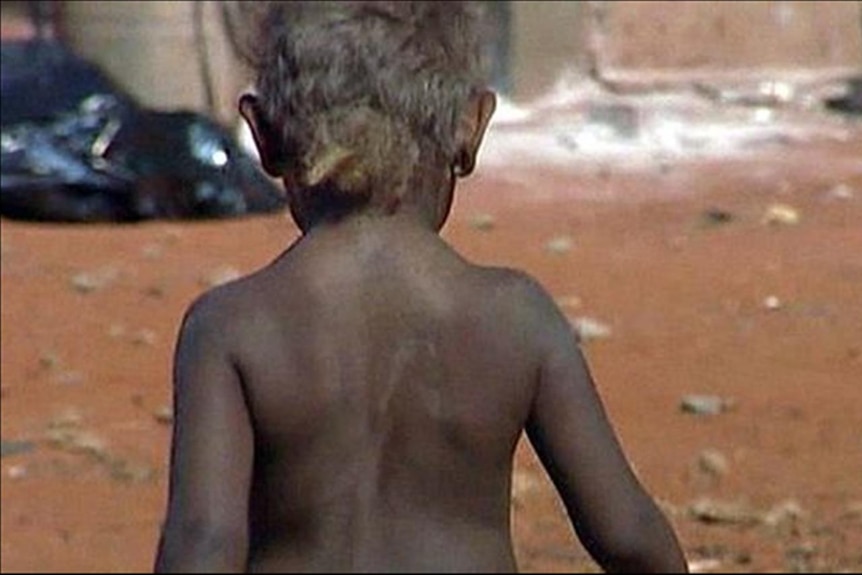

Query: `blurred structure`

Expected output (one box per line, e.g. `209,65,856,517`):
56,2,249,124
2,1,860,177
33,1,860,111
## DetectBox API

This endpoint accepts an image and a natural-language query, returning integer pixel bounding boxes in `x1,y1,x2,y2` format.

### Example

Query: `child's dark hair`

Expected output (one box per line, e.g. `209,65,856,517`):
244,1,488,210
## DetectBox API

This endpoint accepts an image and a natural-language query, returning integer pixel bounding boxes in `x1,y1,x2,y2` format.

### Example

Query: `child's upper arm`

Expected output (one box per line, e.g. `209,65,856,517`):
157,292,254,571
518,276,660,564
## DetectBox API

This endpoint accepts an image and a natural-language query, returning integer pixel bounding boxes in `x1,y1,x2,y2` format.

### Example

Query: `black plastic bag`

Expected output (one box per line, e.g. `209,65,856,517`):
0,39,285,222
825,77,862,116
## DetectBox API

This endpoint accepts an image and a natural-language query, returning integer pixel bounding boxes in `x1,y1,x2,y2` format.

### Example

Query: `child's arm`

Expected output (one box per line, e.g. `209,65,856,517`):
522,280,688,573
154,295,254,573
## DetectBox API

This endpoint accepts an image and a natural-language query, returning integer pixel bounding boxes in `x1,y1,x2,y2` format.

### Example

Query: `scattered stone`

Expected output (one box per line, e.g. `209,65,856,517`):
108,458,155,483
687,559,723,573
681,394,736,416
572,316,612,342
764,499,807,529
47,408,83,430
39,352,61,370
107,324,127,339
511,469,540,503
199,266,242,288
762,203,801,226
763,295,783,311
690,547,751,568
132,329,157,347
45,428,109,460
468,213,496,231
827,183,854,200
657,498,685,518
70,267,118,293
1,440,36,458
697,449,729,477
701,208,735,226
785,542,817,572
153,406,174,425
144,284,166,299
841,501,862,520
545,235,574,254
689,497,759,525
557,295,583,310
6,465,28,480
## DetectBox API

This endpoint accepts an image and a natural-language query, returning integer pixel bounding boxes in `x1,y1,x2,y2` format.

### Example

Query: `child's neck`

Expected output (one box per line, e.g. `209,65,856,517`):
304,209,438,238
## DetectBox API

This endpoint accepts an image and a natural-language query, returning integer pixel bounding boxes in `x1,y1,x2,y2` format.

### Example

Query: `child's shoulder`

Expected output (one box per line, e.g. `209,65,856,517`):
179,272,263,333
467,264,562,318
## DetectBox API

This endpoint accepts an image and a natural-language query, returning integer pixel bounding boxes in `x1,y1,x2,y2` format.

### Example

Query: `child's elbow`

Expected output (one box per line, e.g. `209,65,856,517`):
155,519,248,573
594,505,688,573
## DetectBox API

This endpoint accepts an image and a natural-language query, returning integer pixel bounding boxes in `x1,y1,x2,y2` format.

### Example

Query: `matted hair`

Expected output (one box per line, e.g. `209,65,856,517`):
243,1,489,206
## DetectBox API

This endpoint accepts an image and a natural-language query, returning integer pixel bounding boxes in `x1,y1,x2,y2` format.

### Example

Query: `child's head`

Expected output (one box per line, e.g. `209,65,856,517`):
239,1,496,231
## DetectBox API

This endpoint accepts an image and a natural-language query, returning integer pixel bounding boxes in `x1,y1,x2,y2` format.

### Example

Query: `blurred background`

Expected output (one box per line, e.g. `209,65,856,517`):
3,1,859,115
3,1,859,220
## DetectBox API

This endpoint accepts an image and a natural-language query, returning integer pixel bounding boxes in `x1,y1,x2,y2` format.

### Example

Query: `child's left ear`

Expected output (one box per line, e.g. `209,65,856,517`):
238,94,287,178
454,89,496,177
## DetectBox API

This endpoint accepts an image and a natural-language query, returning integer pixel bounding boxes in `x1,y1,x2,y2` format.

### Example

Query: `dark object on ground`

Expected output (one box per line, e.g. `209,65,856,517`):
0,39,285,222
825,77,862,116
701,208,735,226
0,39,135,127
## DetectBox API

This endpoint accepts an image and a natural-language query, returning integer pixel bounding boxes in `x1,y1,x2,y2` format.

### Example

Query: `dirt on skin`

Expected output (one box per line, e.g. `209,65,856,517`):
2,124,861,573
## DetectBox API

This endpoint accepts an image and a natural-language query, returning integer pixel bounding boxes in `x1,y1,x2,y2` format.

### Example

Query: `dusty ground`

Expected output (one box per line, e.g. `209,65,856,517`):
2,118,861,573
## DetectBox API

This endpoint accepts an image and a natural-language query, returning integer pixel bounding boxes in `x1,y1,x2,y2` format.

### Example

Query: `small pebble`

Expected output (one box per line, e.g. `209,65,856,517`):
153,406,174,425
107,324,127,339
572,316,612,341
546,236,574,254
39,352,61,370
7,465,28,480
681,394,735,416
132,329,157,347
827,183,854,200
557,295,582,310
469,213,496,231
763,295,782,311
762,203,801,226
697,449,729,477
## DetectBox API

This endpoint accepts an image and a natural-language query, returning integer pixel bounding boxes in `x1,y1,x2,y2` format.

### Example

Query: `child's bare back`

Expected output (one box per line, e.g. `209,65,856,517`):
181,218,546,571
154,2,687,572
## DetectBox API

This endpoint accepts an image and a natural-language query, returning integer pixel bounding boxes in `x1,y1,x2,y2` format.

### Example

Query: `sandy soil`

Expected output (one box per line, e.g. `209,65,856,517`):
2,121,861,573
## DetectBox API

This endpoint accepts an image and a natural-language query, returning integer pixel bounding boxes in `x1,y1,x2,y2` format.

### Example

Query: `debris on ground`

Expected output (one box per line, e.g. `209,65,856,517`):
762,203,801,226
681,394,736,416
545,235,574,254
469,213,496,231
1,439,36,458
571,316,613,341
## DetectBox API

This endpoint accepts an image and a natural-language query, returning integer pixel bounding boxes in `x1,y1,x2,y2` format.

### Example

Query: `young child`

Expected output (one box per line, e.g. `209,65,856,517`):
154,2,688,572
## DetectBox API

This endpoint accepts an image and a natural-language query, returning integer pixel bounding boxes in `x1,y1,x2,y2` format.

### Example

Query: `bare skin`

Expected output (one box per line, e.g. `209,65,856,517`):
154,89,688,573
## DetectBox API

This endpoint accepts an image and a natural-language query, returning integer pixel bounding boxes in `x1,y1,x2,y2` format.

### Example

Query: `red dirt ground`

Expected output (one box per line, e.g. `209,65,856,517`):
2,126,861,572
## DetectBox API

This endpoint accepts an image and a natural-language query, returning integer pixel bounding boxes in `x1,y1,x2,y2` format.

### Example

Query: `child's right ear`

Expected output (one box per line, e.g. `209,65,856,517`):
238,94,287,178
